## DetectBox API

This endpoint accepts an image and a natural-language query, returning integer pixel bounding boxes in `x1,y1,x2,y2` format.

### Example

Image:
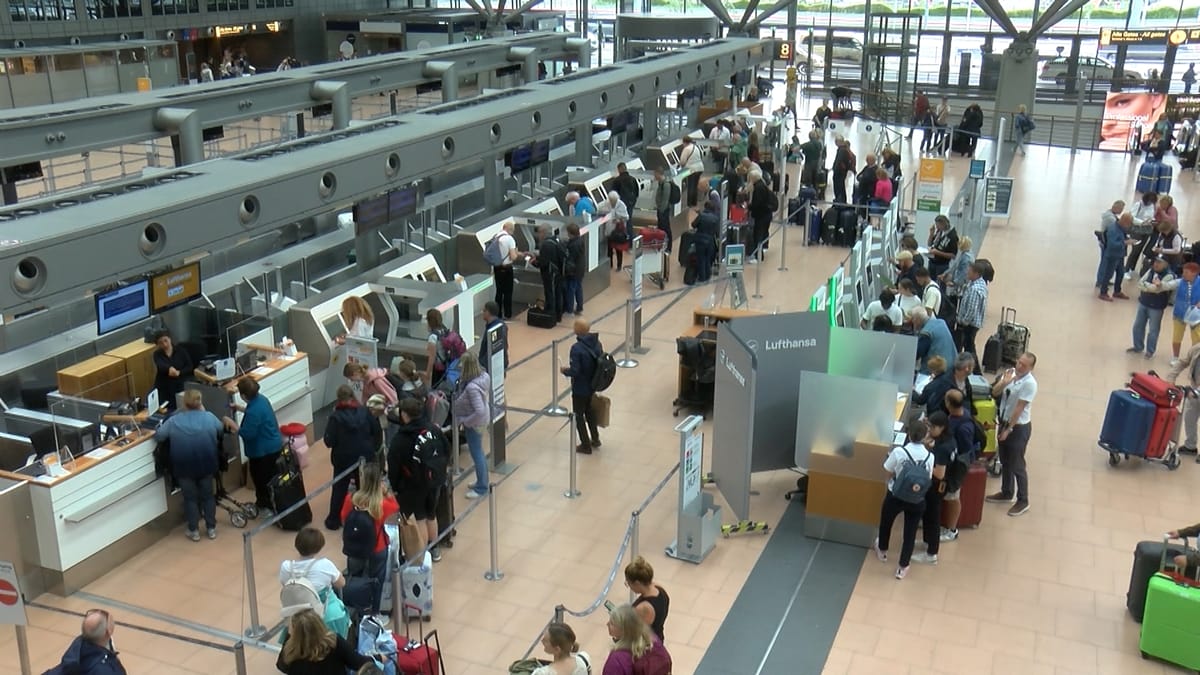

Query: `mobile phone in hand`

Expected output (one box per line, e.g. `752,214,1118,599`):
604,600,615,612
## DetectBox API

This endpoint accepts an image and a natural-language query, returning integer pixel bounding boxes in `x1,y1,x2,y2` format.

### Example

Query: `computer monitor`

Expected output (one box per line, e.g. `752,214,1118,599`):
149,262,202,314
236,351,258,375
95,279,151,336
0,441,33,472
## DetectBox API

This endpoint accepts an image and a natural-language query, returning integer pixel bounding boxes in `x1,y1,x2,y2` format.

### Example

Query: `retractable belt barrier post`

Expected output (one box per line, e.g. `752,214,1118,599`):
565,412,581,499
242,535,266,639
777,202,790,272
450,421,462,478
546,338,568,416
16,625,31,675
484,483,504,581
617,299,639,368
233,641,248,675
629,511,640,603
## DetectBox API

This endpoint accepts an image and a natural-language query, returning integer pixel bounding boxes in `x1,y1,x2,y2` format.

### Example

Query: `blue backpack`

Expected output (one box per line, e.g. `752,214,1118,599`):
891,447,932,504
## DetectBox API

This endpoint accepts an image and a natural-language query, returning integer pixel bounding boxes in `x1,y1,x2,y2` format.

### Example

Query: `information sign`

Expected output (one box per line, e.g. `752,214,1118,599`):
631,235,644,310
915,158,945,229
487,324,506,423
968,159,986,180
0,561,27,626
982,176,1014,218
1100,27,1200,46
725,243,745,272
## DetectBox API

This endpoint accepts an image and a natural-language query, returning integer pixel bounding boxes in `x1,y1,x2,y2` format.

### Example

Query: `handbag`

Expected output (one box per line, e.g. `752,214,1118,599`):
591,394,611,428
398,514,427,562
1185,306,1200,328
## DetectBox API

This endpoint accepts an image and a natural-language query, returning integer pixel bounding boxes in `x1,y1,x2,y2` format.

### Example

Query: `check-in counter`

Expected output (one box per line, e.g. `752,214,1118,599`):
193,346,314,459
512,211,613,308
0,428,169,593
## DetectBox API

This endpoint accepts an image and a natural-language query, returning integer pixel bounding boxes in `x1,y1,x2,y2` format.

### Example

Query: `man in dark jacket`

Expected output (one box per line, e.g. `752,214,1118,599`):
533,225,566,322
912,353,976,417
323,384,382,530
690,200,721,283
46,609,126,675
478,300,509,373
855,153,879,214
940,388,976,543
563,223,586,315
747,170,773,263
152,330,193,411
386,398,443,561
560,318,602,453
612,162,640,215
154,389,236,541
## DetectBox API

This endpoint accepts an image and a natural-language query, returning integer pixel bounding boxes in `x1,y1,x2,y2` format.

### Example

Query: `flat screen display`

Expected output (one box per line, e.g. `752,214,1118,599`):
530,140,550,167
389,186,418,219
506,144,533,173
353,194,389,236
95,279,151,336
150,262,202,313
609,112,628,134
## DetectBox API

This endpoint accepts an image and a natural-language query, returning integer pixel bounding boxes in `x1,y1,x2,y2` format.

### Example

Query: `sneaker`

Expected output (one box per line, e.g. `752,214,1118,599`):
186,530,200,542
465,488,486,499
1126,347,1142,354
430,547,443,563
1008,501,1030,517
911,552,938,565
1146,352,1155,360
1114,292,1131,300
207,527,217,541
872,538,888,562
939,528,959,542
895,565,909,580
1178,446,1198,455
575,444,593,454
985,492,1013,503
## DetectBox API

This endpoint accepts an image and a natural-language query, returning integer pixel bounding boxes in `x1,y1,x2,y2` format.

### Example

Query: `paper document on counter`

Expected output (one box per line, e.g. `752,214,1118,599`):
86,448,114,460
251,367,276,376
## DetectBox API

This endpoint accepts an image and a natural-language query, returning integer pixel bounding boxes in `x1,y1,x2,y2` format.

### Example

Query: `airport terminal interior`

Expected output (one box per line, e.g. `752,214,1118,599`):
3,0,1200,674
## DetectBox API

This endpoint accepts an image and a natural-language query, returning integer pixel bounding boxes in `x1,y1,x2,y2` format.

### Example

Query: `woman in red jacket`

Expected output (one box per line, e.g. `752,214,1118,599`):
340,462,398,615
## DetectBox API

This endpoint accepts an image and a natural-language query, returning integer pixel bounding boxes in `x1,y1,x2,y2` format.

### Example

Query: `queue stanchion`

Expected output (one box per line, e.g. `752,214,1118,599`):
565,412,581,499
752,240,764,299
242,534,266,639
450,421,462,478
616,298,639,368
233,641,248,675
484,483,504,581
16,625,31,675
629,510,640,604
546,337,568,416
778,211,790,272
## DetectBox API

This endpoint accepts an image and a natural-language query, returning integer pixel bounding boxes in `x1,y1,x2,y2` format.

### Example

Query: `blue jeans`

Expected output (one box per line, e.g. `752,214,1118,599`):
1096,254,1124,295
1132,303,1165,354
464,426,487,492
177,475,216,533
564,277,583,314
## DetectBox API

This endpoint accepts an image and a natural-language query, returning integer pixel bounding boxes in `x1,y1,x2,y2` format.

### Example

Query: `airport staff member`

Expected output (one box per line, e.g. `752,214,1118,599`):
152,330,193,411
46,609,127,675
986,352,1038,517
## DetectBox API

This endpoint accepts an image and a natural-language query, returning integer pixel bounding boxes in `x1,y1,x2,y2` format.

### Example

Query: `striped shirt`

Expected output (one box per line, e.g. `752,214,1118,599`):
957,278,988,328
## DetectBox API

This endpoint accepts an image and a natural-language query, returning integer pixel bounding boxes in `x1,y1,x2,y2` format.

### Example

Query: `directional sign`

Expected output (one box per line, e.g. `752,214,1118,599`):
1100,27,1200,46
0,561,28,626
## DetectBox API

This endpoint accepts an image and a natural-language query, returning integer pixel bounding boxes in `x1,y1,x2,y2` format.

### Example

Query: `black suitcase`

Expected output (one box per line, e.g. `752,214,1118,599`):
996,307,1030,367
678,230,695,267
951,127,972,156
526,303,557,328
982,334,1002,373
836,207,858,247
435,475,456,548
814,169,828,199
270,470,312,531
821,207,840,245
1128,539,1185,622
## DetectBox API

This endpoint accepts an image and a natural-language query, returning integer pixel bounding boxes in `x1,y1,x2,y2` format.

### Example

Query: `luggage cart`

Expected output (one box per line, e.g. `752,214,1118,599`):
1098,379,1185,471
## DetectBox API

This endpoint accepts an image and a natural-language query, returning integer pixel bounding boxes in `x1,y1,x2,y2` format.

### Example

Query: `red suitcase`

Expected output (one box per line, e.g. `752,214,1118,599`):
1146,406,1180,459
1130,373,1183,408
393,607,442,675
943,461,987,529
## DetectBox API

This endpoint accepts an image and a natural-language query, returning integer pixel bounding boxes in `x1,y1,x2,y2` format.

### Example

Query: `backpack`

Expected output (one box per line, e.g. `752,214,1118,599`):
766,188,779,212
971,418,989,454
409,426,449,488
669,181,681,206
891,446,932,504
585,343,618,392
426,389,450,428
279,560,324,617
364,369,398,406
483,233,506,267
342,507,378,561
562,238,579,278
433,328,466,372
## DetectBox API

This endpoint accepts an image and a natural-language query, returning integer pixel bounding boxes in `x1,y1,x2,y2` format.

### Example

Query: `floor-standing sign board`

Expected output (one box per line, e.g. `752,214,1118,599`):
982,176,1014,218
666,415,722,564
915,157,945,230
487,323,512,473
0,561,26,626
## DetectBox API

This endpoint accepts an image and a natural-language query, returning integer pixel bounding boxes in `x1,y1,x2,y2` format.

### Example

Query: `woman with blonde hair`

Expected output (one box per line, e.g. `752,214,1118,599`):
531,622,591,675
451,351,491,500
343,361,397,407
603,604,672,675
335,296,374,345
338,462,398,615
277,609,368,674
624,556,669,642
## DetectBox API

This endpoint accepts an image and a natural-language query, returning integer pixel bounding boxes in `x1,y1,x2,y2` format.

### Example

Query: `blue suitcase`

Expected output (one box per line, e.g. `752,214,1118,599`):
807,207,822,245
1156,163,1173,194
1100,390,1156,457
1137,161,1161,194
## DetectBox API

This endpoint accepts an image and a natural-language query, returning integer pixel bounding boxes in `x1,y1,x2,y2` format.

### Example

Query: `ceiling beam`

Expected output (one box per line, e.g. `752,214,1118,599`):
695,0,737,29
0,39,776,314
1029,0,1091,39
0,32,575,167
745,0,795,32
972,0,1020,37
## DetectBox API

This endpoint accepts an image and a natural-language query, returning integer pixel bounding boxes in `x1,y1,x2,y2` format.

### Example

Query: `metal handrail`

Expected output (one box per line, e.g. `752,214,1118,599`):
520,461,681,660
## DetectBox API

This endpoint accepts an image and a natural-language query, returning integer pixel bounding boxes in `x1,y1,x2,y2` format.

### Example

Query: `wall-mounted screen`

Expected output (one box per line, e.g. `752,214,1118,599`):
353,193,389,236
609,111,629,134
389,186,418,219
149,262,202,313
530,139,550,166
95,279,151,336
506,144,533,173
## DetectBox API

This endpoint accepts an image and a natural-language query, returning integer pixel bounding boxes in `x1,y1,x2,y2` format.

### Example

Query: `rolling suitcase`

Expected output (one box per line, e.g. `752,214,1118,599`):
1137,161,1161,194
836,207,858,247
1129,539,1187,622
270,470,312,531
814,169,828,199
967,374,992,401
996,307,1030,367
974,397,998,459
821,206,840,245
806,206,823,245
1140,536,1200,670
435,476,456,548
1146,405,1180,460
1099,390,1156,457
942,461,986,529
982,334,1002,372
526,302,557,329
381,524,434,619
1130,372,1184,408
395,620,443,675
1156,163,1174,194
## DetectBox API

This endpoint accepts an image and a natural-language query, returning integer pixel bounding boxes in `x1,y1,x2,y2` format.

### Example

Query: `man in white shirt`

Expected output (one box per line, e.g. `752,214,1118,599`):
860,289,904,329
874,419,935,580
916,267,942,316
492,222,525,320
708,122,732,170
986,352,1039,516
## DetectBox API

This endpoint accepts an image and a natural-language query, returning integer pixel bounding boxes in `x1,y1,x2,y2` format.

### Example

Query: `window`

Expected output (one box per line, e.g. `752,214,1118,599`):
10,0,76,20
84,0,143,18
151,0,200,14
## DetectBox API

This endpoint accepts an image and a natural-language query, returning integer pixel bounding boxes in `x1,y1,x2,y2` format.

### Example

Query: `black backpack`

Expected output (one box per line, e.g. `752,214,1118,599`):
586,343,617,392
410,426,449,488
766,188,779,212
342,506,377,560
669,181,681,206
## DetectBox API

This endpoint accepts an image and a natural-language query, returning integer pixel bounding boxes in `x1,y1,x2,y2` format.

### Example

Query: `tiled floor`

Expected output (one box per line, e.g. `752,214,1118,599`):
4,105,1192,675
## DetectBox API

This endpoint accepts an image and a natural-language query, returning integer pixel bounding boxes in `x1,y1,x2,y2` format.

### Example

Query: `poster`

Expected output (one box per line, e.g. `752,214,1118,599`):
915,158,945,230
681,424,703,508
1099,91,1167,150
487,325,506,423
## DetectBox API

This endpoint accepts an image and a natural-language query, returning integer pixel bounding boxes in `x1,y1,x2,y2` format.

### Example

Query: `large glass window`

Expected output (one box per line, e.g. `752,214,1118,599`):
10,0,77,20
150,0,200,14
84,0,144,18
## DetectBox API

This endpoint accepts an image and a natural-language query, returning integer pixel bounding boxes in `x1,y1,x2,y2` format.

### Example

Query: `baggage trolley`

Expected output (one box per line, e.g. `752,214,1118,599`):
1098,379,1185,471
